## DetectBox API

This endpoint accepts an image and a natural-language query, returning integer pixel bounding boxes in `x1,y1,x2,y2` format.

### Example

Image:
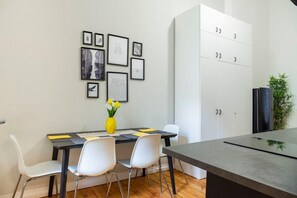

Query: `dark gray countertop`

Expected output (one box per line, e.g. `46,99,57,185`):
163,129,297,198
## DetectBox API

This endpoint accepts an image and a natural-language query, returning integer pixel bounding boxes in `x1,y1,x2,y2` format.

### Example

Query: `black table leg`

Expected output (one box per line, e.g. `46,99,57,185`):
164,138,176,194
59,148,70,198
48,147,58,197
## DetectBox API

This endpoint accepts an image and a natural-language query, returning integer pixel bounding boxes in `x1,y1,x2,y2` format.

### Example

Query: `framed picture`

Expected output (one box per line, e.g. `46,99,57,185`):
87,82,99,98
132,42,142,57
130,58,145,80
81,47,105,81
107,72,128,102
83,31,92,45
107,34,129,66
94,33,104,47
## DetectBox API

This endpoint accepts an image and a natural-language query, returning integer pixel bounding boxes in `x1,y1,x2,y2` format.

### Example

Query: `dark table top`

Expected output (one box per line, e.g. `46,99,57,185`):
47,127,176,149
163,128,297,198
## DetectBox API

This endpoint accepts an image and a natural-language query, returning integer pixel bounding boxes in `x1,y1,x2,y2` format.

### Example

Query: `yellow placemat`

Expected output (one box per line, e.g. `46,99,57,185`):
85,136,100,141
139,128,157,132
133,132,149,137
48,135,71,140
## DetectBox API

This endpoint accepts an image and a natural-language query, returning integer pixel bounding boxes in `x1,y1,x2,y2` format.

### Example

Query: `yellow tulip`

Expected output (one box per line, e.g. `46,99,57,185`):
114,101,121,108
107,98,113,105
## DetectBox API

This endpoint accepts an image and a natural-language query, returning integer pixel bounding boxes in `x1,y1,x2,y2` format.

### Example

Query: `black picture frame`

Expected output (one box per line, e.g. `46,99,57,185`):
94,33,104,47
81,47,105,81
107,72,128,102
87,82,99,98
83,31,93,45
107,34,129,67
132,42,142,57
130,58,145,80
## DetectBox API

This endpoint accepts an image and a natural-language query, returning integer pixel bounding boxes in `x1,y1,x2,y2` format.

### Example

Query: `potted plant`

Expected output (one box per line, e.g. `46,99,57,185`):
268,73,294,130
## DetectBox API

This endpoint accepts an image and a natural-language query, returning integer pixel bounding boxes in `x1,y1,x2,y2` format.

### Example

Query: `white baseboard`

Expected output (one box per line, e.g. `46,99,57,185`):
0,164,169,198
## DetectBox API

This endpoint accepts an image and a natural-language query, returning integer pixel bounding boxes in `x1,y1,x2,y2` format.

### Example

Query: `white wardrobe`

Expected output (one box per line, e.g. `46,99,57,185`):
175,5,253,179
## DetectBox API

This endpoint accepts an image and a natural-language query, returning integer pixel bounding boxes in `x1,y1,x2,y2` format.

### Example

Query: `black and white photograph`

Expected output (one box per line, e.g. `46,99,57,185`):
87,82,99,98
81,47,105,81
83,31,93,45
95,33,104,47
107,72,128,102
130,58,145,80
107,34,129,66
132,42,142,57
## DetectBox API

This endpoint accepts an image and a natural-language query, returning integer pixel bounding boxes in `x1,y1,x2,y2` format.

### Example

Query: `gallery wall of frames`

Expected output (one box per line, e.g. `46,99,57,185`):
81,31,145,102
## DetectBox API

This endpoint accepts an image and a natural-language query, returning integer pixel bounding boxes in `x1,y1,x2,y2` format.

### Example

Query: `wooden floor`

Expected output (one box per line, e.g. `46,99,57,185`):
44,171,206,198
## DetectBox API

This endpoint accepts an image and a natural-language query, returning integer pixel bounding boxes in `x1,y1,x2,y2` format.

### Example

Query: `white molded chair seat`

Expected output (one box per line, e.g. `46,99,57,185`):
10,134,62,198
160,124,188,184
117,134,173,198
68,137,124,198
24,161,61,178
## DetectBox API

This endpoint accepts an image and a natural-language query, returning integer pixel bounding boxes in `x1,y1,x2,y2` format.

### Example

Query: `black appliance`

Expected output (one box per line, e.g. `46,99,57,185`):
291,0,297,6
252,88,274,133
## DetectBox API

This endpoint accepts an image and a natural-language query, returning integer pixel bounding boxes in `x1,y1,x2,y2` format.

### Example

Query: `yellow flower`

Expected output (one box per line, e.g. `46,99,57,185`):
114,101,121,109
107,98,113,105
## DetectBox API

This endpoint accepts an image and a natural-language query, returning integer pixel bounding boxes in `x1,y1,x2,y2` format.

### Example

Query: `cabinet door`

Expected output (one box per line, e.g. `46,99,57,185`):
234,66,252,136
232,19,252,45
217,62,235,138
232,41,252,67
200,5,224,35
201,31,236,64
201,31,222,60
200,58,219,141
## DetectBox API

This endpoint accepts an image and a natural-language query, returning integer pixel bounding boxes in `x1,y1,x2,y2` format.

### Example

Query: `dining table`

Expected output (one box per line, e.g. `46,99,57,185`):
47,127,177,198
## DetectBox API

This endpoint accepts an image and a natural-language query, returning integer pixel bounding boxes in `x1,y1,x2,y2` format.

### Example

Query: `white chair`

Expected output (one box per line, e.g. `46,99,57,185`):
117,134,173,198
160,124,188,184
68,137,124,198
10,134,62,198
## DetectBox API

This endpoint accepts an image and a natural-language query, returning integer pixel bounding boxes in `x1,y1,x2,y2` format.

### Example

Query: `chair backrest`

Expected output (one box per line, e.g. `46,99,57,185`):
77,137,116,176
130,134,161,168
163,124,179,142
10,135,27,175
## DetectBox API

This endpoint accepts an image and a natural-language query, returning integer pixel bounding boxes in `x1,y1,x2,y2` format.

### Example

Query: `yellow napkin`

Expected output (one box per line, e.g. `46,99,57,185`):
139,128,157,132
48,135,71,140
133,132,148,137
85,136,100,141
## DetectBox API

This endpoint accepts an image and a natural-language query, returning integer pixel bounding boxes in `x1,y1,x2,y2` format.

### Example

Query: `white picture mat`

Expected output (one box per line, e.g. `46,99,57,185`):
77,130,136,137
108,35,128,65
108,73,128,101
131,59,144,79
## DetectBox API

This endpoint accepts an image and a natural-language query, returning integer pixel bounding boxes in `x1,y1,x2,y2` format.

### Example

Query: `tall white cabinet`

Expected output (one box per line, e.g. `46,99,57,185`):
175,5,253,179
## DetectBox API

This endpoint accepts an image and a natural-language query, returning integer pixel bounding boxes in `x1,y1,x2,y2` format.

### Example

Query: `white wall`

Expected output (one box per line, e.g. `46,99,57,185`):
0,0,224,197
268,0,297,128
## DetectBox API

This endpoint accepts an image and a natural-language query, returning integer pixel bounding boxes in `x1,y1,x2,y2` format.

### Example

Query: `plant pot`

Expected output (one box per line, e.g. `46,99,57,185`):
105,117,116,134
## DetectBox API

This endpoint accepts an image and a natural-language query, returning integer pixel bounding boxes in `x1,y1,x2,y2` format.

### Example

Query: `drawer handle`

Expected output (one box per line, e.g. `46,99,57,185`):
216,52,219,58
234,33,237,39
216,27,218,33
216,109,218,115
219,53,222,59
219,109,222,115
219,28,222,34
234,57,237,62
